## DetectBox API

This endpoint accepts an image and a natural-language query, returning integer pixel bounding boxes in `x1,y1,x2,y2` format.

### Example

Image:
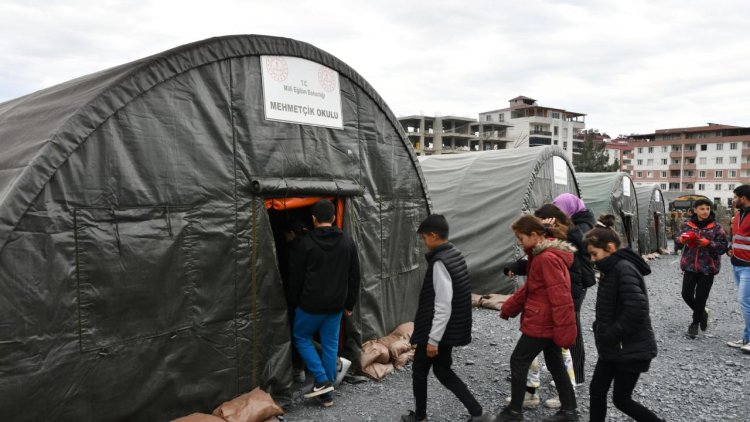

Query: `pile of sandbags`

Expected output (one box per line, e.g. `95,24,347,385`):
471,293,510,311
172,387,284,422
360,322,415,380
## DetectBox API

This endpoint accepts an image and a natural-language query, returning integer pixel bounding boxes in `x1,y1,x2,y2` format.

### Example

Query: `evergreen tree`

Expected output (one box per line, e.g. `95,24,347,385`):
573,129,619,172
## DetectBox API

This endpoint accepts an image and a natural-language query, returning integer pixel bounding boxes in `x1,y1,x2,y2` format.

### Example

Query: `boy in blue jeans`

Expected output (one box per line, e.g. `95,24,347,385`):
288,199,360,407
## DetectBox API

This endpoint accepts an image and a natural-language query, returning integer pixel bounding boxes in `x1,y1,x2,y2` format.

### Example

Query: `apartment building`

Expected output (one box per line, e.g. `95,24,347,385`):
398,115,511,155
605,138,634,172
629,124,750,208
478,96,586,161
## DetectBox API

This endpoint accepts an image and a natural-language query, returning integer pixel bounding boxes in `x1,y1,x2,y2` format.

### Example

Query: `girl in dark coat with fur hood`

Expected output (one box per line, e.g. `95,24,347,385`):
584,215,663,422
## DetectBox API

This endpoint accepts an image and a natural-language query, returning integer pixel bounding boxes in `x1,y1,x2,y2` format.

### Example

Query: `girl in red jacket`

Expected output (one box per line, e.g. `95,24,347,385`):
497,215,579,422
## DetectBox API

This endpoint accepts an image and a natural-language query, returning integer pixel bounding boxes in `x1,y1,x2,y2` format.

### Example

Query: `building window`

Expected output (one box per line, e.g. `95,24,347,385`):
716,157,724,164
647,159,654,165
552,112,561,119
730,170,737,177
637,159,643,165
563,128,568,138
699,157,707,164
685,145,696,151
684,170,693,177
647,171,653,177
563,141,568,150
661,158,667,165
660,183,667,189
671,170,680,177
728,198,734,207
701,144,708,151
662,146,668,152
699,171,706,178
498,113,504,122
731,142,738,150
637,171,643,178
638,147,643,153
715,184,722,190
553,140,558,145
485,115,492,121
729,184,736,190
648,147,654,153
686,183,694,189
672,145,682,152
554,126,559,136
698,184,705,190
716,171,723,178
671,159,680,164
730,156,738,164
716,144,724,151
661,171,667,178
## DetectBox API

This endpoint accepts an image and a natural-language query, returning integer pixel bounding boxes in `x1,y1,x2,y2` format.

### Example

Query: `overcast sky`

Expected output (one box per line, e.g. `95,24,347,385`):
1,0,749,136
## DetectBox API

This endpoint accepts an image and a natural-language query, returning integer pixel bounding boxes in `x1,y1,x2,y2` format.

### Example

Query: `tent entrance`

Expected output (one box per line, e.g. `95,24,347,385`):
621,212,635,249
653,212,662,250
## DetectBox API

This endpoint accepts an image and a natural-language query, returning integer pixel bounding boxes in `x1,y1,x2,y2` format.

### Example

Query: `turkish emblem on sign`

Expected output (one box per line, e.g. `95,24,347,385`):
265,57,288,82
318,66,337,92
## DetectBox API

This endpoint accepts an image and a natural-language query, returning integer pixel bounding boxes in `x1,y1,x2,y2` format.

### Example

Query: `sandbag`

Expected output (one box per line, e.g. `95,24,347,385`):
212,387,285,422
172,413,225,422
471,293,483,307
376,333,403,353
387,338,413,361
360,340,390,368
394,348,416,369
361,362,394,380
390,321,414,340
479,294,510,311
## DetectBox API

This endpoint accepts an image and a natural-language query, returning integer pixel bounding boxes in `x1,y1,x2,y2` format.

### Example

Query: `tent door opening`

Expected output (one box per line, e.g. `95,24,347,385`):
653,212,662,250
621,212,635,249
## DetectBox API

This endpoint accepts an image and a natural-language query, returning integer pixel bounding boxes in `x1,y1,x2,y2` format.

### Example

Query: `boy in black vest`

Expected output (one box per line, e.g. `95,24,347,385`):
402,214,493,422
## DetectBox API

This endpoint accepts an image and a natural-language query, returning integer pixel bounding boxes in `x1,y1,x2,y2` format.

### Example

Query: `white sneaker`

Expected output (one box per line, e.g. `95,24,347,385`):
544,396,561,409
334,357,351,386
727,339,748,348
741,342,750,355
504,392,540,408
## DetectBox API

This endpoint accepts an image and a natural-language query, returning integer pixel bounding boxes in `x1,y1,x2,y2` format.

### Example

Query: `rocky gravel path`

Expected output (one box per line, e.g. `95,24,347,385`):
284,252,750,421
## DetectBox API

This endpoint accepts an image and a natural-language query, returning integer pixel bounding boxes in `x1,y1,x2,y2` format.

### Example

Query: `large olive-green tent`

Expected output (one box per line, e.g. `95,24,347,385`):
419,146,580,294
635,184,668,254
0,35,430,421
577,172,640,251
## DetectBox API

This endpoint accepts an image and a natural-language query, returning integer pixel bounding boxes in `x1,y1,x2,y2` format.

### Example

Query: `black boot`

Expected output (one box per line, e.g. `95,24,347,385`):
542,409,579,422
496,406,524,421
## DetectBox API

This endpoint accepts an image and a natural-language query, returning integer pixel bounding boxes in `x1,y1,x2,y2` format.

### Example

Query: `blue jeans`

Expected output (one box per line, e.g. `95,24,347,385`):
293,308,343,384
732,266,750,342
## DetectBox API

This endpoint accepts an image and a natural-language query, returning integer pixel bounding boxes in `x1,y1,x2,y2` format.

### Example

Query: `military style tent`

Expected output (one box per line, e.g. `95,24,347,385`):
635,184,668,254
577,172,640,251
419,146,580,294
0,35,430,421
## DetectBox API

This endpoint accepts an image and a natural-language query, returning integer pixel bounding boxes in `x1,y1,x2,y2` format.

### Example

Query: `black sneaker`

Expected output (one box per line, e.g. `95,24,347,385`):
303,381,333,398
700,308,710,331
542,409,579,422
495,406,524,421
316,391,333,408
401,410,427,421
687,322,699,339
469,414,496,422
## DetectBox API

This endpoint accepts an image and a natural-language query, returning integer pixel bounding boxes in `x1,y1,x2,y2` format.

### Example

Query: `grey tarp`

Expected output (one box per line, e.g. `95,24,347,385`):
0,35,430,421
635,184,668,254
577,172,640,251
419,146,579,294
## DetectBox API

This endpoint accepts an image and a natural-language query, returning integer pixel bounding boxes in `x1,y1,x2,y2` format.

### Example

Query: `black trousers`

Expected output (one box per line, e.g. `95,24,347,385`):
570,288,586,384
412,344,482,419
589,359,661,422
509,335,576,412
681,271,714,324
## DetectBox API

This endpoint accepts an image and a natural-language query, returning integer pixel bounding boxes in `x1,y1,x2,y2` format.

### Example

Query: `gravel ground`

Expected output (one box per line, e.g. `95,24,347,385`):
284,249,750,421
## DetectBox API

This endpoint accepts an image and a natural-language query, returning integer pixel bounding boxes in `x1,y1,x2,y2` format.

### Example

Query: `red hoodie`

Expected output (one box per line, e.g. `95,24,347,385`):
501,238,577,348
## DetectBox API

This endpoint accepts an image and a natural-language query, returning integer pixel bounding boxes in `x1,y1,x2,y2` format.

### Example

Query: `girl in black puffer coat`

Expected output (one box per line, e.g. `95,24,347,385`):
584,215,663,422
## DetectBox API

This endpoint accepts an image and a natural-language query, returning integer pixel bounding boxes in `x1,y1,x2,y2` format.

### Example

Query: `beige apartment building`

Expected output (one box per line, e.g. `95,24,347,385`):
398,96,586,158
629,124,750,208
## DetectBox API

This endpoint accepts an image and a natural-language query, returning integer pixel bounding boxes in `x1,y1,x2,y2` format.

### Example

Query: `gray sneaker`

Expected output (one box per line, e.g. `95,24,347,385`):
687,323,699,339
727,339,748,348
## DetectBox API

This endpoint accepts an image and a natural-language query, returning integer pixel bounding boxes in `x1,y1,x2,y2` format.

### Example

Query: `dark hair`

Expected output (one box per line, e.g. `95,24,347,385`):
312,199,335,223
584,214,620,249
693,198,713,209
734,184,750,201
534,204,571,226
511,214,567,241
417,214,449,239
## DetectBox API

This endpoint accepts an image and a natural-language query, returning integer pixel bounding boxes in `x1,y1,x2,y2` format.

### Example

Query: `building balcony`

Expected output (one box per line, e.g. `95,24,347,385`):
669,151,683,158
440,131,474,138
530,130,552,136
741,163,750,170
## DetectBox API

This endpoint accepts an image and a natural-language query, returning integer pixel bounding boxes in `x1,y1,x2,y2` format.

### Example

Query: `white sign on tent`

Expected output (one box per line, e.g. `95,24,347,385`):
553,156,568,185
261,56,343,129
623,177,631,197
